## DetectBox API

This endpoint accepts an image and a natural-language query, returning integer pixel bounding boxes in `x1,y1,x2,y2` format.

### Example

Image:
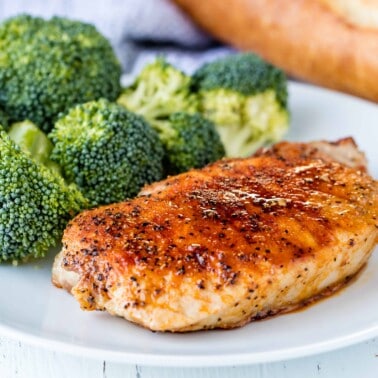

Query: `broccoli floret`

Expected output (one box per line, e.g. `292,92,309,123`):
49,99,165,207
0,126,87,263
117,58,197,126
0,14,122,132
117,59,224,174
155,112,225,175
192,52,290,157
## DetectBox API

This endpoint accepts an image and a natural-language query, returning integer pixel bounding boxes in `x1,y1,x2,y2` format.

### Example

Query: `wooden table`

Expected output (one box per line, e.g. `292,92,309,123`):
1,336,377,377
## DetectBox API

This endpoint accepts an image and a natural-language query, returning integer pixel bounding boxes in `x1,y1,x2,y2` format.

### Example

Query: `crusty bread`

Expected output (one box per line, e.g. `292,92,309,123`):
174,0,378,102
319,0,378,30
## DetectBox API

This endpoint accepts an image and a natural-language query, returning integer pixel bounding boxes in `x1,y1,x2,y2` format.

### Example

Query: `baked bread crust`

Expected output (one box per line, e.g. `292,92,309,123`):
174,0,378,102
319,0,378,30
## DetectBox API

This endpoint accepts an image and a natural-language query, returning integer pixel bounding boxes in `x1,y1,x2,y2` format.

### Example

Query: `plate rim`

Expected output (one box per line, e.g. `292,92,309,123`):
0,320,377,366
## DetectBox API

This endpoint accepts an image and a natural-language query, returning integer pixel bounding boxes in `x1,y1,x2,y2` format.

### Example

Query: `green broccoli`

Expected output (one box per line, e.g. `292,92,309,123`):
49,99,165,207
192,52,290,157
117,59,224,174
0,124,87,263
0,108,9,131
155,112,225,175
0,14,122,132
117,58,197,126
8,120,61,175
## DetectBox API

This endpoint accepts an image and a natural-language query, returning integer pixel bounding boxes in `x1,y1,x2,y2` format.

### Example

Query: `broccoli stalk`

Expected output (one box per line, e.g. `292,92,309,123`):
49,99,165,207
0,108,10,131
192,52,290,157
0,125,87,263
8,120,61,175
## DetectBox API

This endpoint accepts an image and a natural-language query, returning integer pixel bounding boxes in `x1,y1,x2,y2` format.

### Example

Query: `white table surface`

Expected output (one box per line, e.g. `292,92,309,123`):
0,335,377,377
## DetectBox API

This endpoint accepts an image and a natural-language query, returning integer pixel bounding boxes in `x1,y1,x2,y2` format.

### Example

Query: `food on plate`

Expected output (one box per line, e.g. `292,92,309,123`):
49,99,165,207
118,59,225,174
119,53,289,159
52,138,378,332
150,112,225,176
117,58,197,127
173,0,378,102
0,14,121,132
0,13,291,264
0,125,87,263
192,53,289,157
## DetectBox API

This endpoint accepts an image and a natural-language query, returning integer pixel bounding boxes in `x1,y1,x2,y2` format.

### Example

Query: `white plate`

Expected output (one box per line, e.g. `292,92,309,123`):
0,82,377,367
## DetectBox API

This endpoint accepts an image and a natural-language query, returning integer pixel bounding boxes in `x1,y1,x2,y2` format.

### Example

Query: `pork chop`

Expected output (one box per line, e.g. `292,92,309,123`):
52,138,378,331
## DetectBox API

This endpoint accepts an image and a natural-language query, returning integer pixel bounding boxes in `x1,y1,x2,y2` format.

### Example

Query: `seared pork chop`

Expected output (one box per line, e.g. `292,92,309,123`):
52,138,378,332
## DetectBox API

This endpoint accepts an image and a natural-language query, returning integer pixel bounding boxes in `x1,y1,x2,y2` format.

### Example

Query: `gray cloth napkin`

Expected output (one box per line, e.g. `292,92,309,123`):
0,0,233,73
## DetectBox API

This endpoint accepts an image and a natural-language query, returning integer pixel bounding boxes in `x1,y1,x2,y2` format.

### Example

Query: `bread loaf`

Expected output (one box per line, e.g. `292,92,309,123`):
174,0,378,102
